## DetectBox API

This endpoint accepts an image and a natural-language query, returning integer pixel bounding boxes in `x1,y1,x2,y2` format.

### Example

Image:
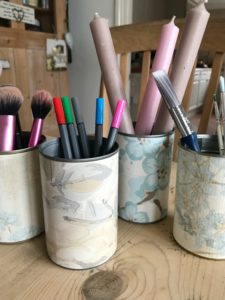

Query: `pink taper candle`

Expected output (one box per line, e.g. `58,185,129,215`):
90,13,134,134
135,16,179,135
152,2,210,134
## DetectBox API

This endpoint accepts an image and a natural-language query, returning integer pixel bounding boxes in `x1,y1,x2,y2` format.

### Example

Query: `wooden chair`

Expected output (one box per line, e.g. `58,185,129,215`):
100,18,225,156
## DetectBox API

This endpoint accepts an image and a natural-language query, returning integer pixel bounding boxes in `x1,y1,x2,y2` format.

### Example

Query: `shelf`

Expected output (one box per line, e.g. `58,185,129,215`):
0,1,67,35
23,5,51,12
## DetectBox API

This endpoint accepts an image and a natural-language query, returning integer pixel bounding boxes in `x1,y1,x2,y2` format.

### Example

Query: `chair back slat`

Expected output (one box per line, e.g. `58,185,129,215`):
137,51,151,117
198,52,225,133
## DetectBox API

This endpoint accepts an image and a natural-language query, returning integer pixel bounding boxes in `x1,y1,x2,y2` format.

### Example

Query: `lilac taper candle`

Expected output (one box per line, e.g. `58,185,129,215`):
90,13,134,134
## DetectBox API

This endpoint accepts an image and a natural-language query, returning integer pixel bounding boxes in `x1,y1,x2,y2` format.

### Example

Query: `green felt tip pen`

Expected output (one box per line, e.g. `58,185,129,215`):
61,96,81,159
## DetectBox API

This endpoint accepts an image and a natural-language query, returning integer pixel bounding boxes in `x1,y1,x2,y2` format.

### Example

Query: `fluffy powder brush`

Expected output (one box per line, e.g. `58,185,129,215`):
28,90,52,147
0,85,23,151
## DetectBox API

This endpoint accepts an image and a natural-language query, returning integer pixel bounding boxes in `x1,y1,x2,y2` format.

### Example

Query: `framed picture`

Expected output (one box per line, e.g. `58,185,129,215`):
46,39,68,71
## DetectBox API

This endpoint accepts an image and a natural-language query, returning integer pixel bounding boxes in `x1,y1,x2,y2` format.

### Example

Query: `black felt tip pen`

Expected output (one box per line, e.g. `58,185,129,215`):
71,96,90,158
103,99,126,155
53,97,73,159
61,96,81,159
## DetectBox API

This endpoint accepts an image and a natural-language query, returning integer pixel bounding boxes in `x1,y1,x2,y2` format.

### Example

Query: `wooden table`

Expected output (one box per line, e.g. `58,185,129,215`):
1,162,225,300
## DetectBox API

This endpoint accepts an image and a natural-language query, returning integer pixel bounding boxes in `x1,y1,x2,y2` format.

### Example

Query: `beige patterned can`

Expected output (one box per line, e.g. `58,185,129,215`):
39,138,119,269
0,133,44,243
173,135,225,259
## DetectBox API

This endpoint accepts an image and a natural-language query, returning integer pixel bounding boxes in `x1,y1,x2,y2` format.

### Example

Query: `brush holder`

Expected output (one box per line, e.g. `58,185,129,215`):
117,130,174,223
0,132,45,243
39,138,119,269
173,134,225,259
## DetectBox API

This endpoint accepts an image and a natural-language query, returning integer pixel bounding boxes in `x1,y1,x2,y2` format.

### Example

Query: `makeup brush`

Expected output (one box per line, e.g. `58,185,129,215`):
0,85,23,151
28,90,52,148
152,70,200,152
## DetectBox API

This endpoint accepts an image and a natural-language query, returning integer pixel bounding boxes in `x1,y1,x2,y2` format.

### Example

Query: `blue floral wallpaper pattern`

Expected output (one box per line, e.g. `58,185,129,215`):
117,133,174,223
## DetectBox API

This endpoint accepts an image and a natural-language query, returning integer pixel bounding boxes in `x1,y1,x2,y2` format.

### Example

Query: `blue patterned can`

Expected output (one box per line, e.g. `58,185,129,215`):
117,131,174,223
173,135,225,259
39,138,119,269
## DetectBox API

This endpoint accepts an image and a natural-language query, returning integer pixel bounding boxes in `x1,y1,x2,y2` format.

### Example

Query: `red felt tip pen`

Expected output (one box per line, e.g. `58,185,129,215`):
53,97,73,159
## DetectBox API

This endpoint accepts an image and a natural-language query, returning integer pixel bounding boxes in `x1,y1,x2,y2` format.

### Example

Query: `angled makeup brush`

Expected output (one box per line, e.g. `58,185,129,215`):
28,90,52,148
0,85,23,151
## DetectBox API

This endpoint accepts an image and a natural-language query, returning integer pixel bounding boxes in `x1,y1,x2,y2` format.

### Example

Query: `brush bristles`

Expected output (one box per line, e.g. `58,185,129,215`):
31,90,53,119
0,86,23,115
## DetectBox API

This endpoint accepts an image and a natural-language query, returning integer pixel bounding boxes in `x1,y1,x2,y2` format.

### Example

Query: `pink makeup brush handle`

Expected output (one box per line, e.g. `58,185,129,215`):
28,118,43,147
0,115,15,151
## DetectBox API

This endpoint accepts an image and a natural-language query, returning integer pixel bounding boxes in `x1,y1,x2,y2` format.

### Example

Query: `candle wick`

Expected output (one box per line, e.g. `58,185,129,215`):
94,12,100,18
171,16,176,23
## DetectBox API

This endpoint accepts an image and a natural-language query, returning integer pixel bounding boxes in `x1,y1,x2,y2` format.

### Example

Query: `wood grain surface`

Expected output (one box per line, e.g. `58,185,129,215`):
1,162,225,300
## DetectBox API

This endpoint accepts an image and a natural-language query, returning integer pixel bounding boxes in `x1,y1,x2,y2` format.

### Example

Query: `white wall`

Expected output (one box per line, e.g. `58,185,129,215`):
133,0,186,23
68,0,114,134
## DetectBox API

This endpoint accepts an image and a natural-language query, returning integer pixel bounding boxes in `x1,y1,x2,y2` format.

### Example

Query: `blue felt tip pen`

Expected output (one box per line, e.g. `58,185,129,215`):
94,97,104,156
152,70,200,152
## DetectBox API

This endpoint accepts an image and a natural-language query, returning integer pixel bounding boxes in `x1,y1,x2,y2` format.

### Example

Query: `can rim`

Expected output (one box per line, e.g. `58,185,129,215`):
39,138,119,162
178,134,222,158
118,129,174,138
0,133,46,155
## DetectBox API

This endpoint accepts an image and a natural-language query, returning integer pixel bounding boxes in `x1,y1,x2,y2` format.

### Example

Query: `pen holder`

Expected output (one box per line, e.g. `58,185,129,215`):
117,130,174,223
39,138,119,269
0,132,45,243
173,134,225,259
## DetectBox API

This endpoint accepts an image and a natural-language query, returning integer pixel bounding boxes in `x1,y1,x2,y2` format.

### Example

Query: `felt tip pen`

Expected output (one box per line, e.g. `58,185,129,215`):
53,97,73,159
94,97,104,156
152,70,200,152
71,97,90,158
61,96,81,159
103,99,126,155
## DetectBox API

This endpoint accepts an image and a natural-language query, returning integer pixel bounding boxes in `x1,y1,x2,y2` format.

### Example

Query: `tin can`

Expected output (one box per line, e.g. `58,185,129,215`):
39,138,119,269
0,132,45,243
117,131,174,223
173,135,225,259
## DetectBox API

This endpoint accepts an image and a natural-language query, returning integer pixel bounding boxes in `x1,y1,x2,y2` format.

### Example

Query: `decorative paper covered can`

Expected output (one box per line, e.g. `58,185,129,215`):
39,138,119,269
173,135,225,259
0,133,44,243
117,131,174,223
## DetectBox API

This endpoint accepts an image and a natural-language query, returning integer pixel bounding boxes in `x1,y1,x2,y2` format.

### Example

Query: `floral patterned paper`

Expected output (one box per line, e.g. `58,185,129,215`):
173,145,225,259
0,149,44,243
117,132,174,223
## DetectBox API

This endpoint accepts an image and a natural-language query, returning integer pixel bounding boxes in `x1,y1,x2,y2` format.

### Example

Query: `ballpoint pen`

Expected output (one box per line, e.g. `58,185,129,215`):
103,99,126,155
152,70,200,152
61,96,81,159
94,97,104,157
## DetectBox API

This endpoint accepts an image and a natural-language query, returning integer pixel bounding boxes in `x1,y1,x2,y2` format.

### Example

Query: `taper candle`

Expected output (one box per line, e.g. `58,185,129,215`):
135,16,179,135
152,2,210,134
90,13,134,134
